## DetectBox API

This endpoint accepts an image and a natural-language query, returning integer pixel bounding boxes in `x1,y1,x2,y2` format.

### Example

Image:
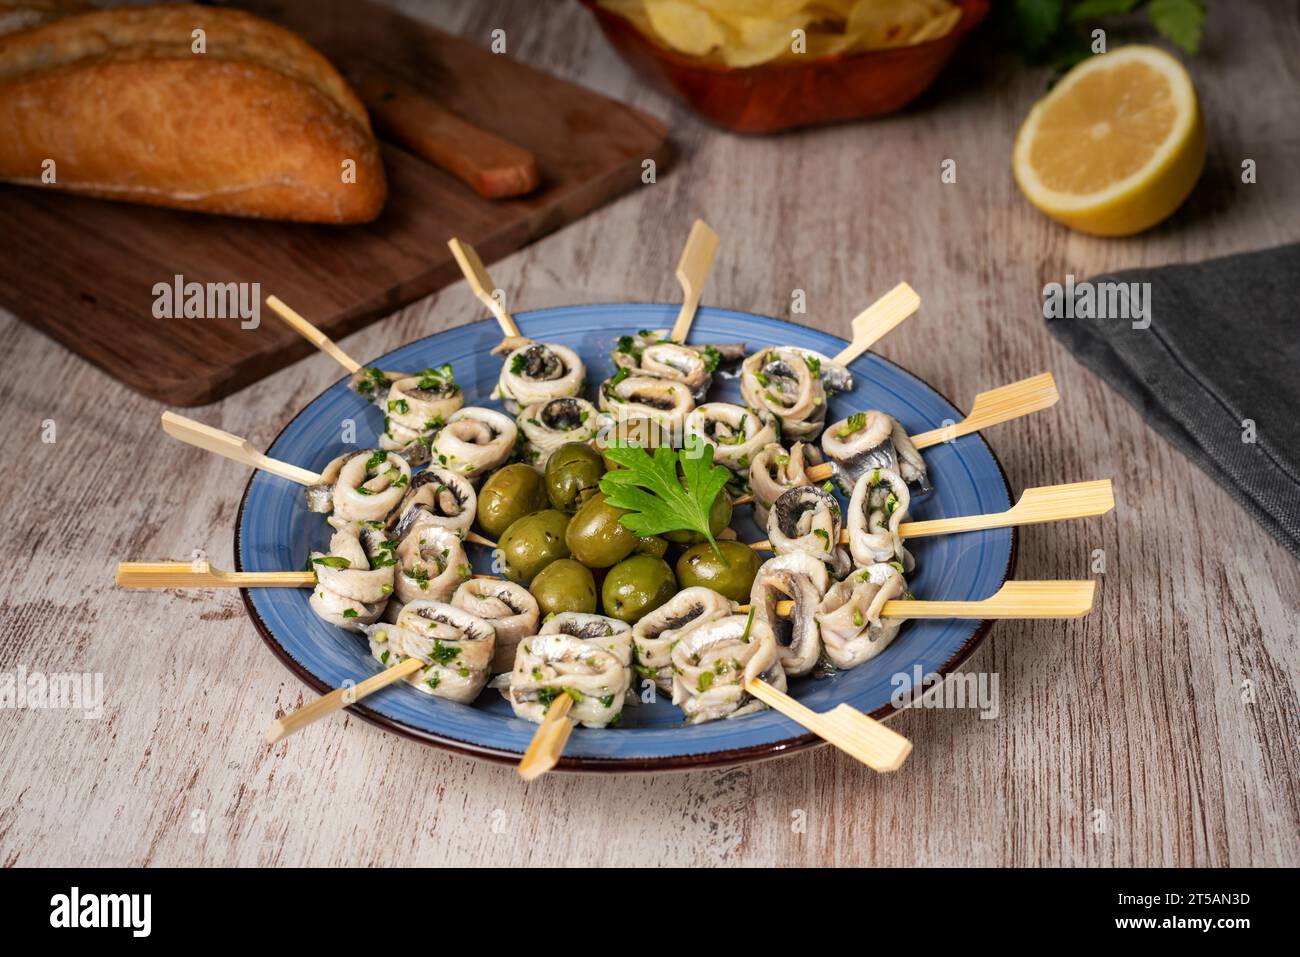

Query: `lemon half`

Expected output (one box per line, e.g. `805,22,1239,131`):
1013,46,1206,237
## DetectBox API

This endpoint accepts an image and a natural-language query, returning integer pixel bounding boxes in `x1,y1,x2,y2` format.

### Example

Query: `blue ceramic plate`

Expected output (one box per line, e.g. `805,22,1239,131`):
236,305,1015,771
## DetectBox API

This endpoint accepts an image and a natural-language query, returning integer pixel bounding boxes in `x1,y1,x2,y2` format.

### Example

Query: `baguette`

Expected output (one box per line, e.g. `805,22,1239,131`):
0,3,386,223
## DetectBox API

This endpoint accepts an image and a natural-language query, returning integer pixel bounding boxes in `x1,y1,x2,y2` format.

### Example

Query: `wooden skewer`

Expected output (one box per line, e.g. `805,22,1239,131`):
910,372,1059,449
265,656,425,744
747,479,1113,549
800,372,1060,483
117,562,314,588
265,295,362,374
161,411,323,485
745,679,911,772
668,219,719,344
115,561,497,589
831,281,921,366
517,692,576,780
744,580,1097,619
447,237,520,338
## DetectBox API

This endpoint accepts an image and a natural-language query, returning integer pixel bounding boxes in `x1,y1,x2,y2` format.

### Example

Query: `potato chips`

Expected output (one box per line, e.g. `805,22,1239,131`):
600,0,963,67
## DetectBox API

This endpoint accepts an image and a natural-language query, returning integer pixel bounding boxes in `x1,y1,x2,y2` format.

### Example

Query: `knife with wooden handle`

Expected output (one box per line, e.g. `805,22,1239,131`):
351,68,540,200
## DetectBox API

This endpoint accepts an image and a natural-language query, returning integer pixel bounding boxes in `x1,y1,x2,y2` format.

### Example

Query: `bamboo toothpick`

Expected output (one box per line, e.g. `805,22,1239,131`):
448,238,520,338
116,562,314,588
115,561,498,589
831,282,921,366
161,411,322,485
669,219,719,344
265,656,425,744
910,372,1059,449
747,479,1113,550
517,692,575,780
745,580,1096,619
745,679,911,772
801,372,1060,483
265,295,362,374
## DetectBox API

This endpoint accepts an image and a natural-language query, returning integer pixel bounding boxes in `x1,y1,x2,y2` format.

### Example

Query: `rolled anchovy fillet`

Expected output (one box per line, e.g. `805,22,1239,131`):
741,347,828,440
768,484,843,566
509,613,633,728
451,578,540,673
750,551,830,677
431,407,517,481
387,468,476,543
378,366,464,462
749,441,823,528
306,449,412,522
846,465,914,571
670,614,786,725
493,337,585,414
822,410,929,492
308,517,396,631
631,587,736,692
393,524,471,608
599,372,695,438
364,600,495,704
683,403,777,472
613,330,746,390
518,397,606,469
815,563,908,670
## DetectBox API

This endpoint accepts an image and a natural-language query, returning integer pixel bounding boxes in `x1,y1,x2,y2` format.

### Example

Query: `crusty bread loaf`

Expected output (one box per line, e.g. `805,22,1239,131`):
0,3,386,222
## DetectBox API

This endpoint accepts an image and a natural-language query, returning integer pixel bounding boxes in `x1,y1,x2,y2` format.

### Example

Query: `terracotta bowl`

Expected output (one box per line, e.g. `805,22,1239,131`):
578,0,990,134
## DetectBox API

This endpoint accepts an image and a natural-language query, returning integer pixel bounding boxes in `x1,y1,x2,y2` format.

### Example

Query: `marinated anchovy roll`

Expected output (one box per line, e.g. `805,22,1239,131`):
822,410,929,492
768,485,843,567
379,365,464,462
308,517,397,631
518,397,605,469
599,370,694,436
741,347,827,440
364,600,495,704
631,586,737,691
431,407,517,481
612,330,745,396
815,563,908,669
671,613,786,724
493,337,585,414
508,613,633,728
306,449,412,522
451,578,540,673
750,552,830,677
846,465,913,571
393,524,472,608
683,403,777,472
749,441,823,528
387,468,476,543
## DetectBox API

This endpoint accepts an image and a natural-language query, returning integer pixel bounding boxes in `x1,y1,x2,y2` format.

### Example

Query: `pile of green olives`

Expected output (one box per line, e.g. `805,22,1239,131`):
477,441,759,624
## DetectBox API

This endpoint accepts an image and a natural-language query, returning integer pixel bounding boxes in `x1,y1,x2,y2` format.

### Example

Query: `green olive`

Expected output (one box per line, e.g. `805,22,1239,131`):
476,463,549,539
565,492,639,568
544,442,606,512
675,540,759,602
601,555,677,623
529,559,597,617
632,535,669,559
663,489,733,544
498,509,571,584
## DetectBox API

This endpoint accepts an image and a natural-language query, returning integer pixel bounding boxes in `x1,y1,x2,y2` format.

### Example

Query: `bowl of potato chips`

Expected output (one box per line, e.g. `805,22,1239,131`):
581,0,989,133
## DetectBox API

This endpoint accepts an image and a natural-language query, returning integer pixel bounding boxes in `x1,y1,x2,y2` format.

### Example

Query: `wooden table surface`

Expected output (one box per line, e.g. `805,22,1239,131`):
2,0,1297,868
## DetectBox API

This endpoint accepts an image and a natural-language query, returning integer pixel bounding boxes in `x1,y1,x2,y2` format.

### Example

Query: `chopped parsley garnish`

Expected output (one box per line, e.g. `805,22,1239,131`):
311,555,351,570
837,412,866,438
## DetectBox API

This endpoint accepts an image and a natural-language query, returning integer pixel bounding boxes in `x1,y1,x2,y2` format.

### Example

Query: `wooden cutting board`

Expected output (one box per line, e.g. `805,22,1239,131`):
0,0,671,406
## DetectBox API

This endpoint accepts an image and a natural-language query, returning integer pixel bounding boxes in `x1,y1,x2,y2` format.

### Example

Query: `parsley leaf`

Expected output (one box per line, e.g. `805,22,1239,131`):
599,438,731,560
1148,0,1205,53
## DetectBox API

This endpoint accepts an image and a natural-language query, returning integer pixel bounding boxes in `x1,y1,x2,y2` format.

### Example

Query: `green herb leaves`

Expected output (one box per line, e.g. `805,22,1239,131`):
599,438,731,559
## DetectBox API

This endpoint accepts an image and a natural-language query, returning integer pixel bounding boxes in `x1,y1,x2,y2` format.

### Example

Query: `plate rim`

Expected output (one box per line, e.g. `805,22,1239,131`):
236,305,1018,773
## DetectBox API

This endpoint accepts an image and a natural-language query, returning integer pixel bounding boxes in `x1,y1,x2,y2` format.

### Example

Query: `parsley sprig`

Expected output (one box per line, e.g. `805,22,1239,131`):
599,438,731,560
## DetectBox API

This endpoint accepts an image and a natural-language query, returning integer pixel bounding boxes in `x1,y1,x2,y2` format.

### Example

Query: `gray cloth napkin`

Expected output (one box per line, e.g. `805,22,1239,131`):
1046,243,1300,560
